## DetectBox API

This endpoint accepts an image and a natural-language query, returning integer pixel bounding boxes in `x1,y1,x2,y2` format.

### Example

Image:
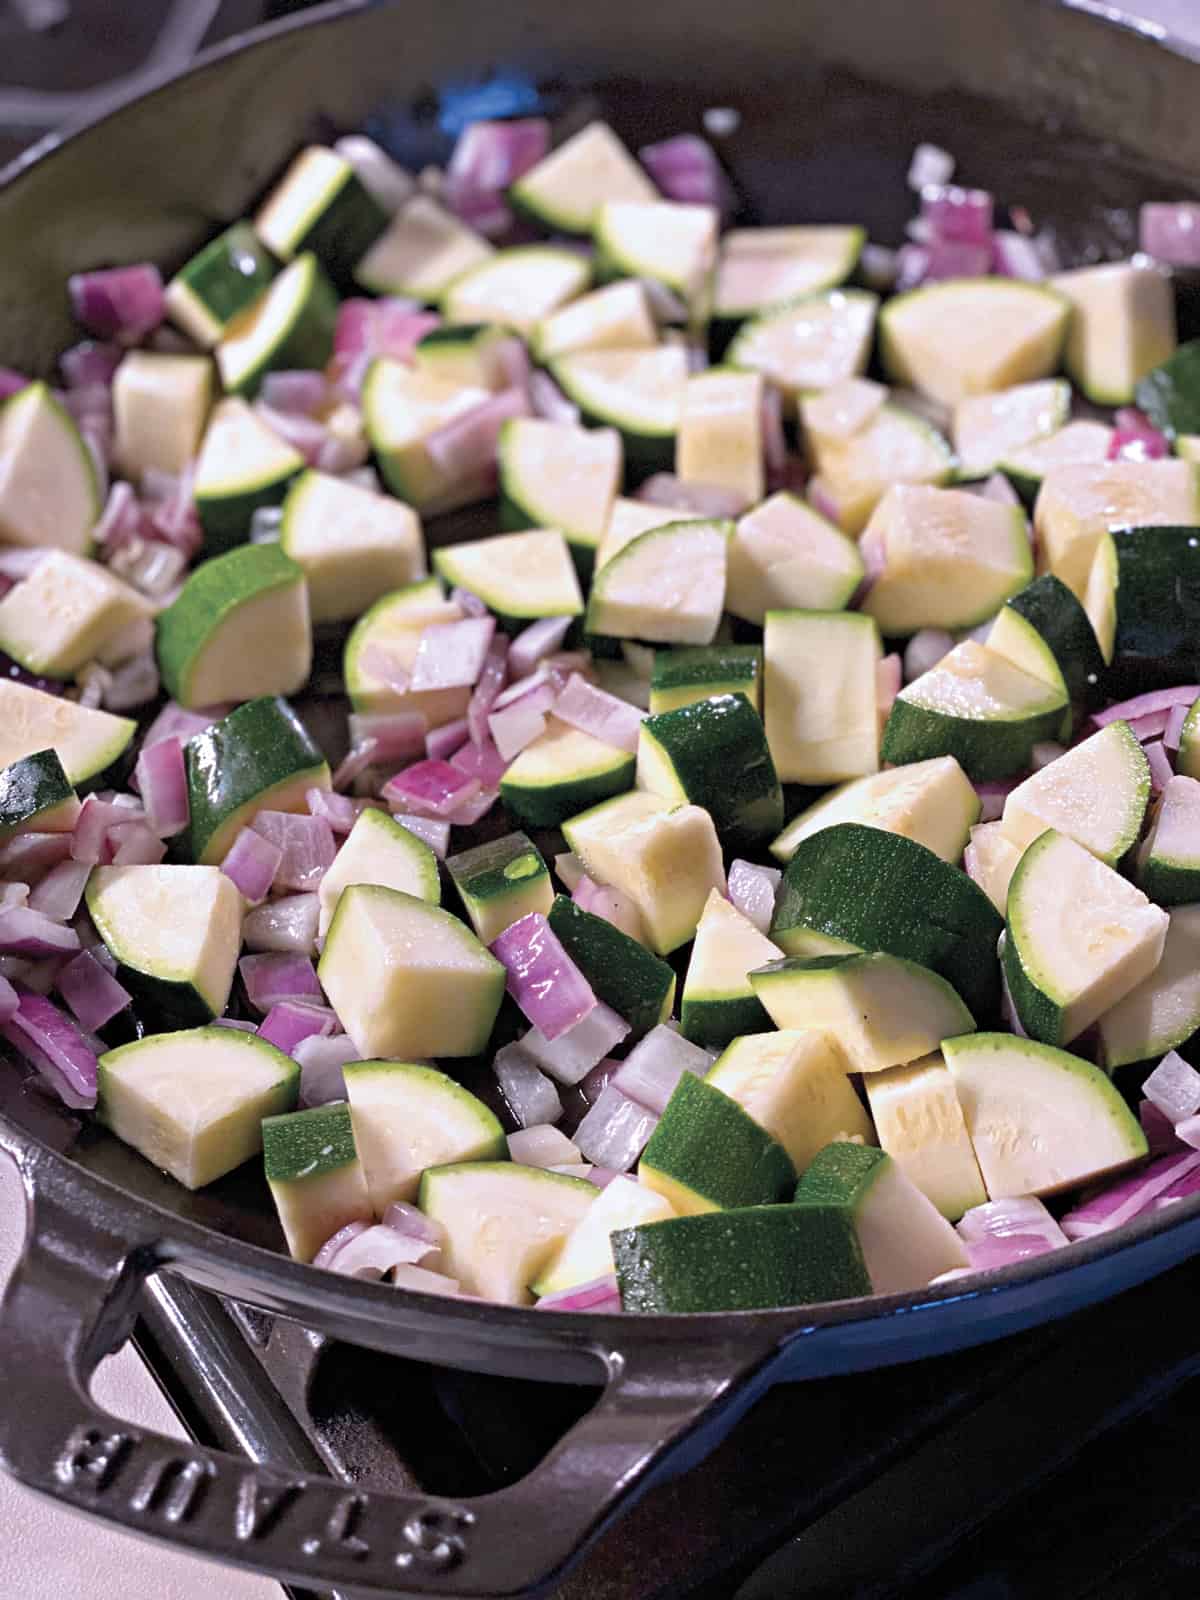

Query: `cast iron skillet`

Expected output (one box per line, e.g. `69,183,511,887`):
2,2,1200,1593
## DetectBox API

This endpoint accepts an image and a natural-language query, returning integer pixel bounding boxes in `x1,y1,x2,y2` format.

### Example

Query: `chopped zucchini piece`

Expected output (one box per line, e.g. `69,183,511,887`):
942,1032,1148,1198
498,419,621,569
280,467,425,624
317,806,440,937
354,196,493,300
1003,829,1168,1045
1000,720,1149,864
639,1072,796,1215
509,122,656,235
863,1053,986,1220
98,1027,297,1190
165,221,279,348
442,246,591,336
547,894,675,1041
714,225,865,321
433,528,583,622
500,718,635,828
965,821,1023,916
156,542,311,709
0,550,151,679
803,400,954,536
763,610,881,785
585,519,730,645
771,756,979,866
447,830,552,944
952,379,1071,479
649,643,761,715
675,368,763,504
860,484,1032,636
1052,260,1176,406
680,888,781,1047
264,1102,372,1262
318,884,505,1059
534,1176,675,1297
561,789,724,956
216,253,337,398
531,280,658,361
880,278,1070,407
0,749,79,841
0,680,134,788
726,493,863,624
750,952,974,1074
1137,774,1200,905
254,144,388,282
362,360,494,515
113,351,213,478
0,382,100,556
1098,903,1200,1072
882,639,1068,782
1000,420,1115,503
549,345,688,471
986,573,1106,706
193,397,305,556
638,692,782,850
595,201,718,315
729,290,877,406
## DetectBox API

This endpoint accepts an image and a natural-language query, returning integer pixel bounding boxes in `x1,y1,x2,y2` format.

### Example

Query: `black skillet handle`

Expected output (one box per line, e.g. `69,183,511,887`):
0,1163,779,1597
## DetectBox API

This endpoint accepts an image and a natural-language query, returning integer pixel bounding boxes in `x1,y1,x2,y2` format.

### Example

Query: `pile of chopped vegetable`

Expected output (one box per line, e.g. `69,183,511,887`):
4,115,1200,1314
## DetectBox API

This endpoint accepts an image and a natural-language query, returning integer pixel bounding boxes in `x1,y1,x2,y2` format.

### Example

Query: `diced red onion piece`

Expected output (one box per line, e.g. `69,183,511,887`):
894,242,931,291
0,368,28,401
221,827,284,906
519,1002,630,1087
1153,1156,1200,1204
493,668,559,710
922,184,994,247
0,957,62,997
71,795,137,866
251,811,336,891
68,264,164,342
0,549,48,583
1145,740,1174,794
571,874,648,944
103,650,160,711
536,1274,623,1313
636,473,748,518
409,615,496,691
1109,407,1170,462
313,1219,369,1270
639,134,731,215
392,815,450,859
508,1124,581,1169
877,653,902,718
1128,708,1172,742
424,386,529,481
612,1024,715,1115
0,884,27,912
467,633,510,747
908,143,955,190
27,861,92,923
1143,1051,1200,1123
553,673,644,755
492,1041,564,1127
1061,1150,1200,1237
586,1166,621,1190
55,949,131,1032
450,736,509,790
450,586,488,619
142,700,228,750
991,230,1046,281
577,1057,618,1105
259,369,328,416
1141,1097,1184,1155
444,117,549,227
639,277,689,324
242,893,320,956
134,735,188,838
965,1234,1057,1270
0,974,16,1024
0,907,81,958
383,760,481,819
1,987,98,1108
389,1263,464,1296
761,382,788,485
60,340,122,391
956,1195,1068,1248
239,951,322,1013
553,852,585,892
91,481,142,553
1094,687,1200,727
528,370,580,425
341,1222,436,1279
106,819,166,866
346,711,428,765
508,618,572,681
974,779,1019,824
372,1205,444,1255
1165,703,1189,753
305,787,361,836
1139,202,1200,266
488,699,549,762
726,859,781,935
0,831,73,882
491,912,598,1043
333,743,381,800
903,627,957,682
573,1085,658,1171
295,1032,359,1107
1174,1113,1200,1153
258,999,337,1056
254,402,328,466
427,717,470,762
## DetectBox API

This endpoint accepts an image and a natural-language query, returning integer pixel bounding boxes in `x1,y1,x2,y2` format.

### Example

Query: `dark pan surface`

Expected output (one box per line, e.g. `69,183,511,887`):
2,0,1200,1336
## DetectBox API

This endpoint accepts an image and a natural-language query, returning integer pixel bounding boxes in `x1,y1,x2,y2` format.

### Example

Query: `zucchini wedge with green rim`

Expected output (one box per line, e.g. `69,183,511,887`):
1003,829,1168,1045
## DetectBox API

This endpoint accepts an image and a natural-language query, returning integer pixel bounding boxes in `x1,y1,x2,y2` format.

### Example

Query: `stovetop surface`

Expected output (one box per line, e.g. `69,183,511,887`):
6,4,1200,1595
